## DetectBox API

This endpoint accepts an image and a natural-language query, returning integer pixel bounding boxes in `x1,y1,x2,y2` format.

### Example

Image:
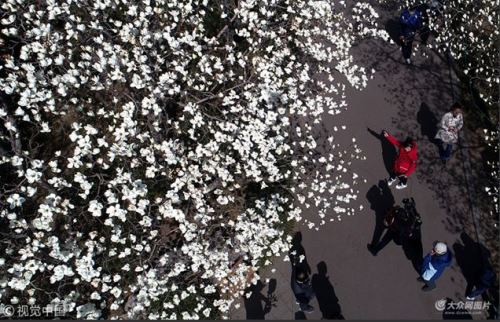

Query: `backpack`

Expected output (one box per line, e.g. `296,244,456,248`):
400,8,423,30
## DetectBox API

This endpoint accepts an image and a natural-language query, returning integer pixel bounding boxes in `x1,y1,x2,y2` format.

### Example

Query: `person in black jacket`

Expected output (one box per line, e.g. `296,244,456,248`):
289,232,315,313
291,264,315,313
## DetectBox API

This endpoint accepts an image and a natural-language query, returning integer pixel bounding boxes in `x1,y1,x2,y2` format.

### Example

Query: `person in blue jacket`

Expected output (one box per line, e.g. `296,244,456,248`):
399,8,423,64
418,241,453,291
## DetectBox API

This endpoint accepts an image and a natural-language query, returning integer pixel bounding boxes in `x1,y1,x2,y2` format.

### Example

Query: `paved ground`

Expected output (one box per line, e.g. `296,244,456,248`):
229,4,496,321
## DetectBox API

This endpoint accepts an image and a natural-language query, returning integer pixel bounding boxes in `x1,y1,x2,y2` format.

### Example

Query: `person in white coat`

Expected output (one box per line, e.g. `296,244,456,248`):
435,103,464,164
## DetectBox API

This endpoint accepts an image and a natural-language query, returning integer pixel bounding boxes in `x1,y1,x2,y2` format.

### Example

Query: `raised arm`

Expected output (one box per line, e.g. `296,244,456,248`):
383,131,402,147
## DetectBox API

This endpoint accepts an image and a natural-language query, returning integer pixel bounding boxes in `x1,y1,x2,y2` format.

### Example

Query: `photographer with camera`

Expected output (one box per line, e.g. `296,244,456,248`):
367,198,422,256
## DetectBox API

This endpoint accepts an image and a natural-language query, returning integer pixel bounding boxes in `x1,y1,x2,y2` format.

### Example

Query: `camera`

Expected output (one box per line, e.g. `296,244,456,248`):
402,197,422,229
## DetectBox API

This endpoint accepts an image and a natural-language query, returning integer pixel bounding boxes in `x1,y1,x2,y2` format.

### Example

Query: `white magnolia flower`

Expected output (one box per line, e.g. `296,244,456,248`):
6,194,25,209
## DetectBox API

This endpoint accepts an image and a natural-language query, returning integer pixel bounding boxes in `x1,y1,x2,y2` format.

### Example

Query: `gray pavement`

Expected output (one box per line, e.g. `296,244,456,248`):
229,5,494,321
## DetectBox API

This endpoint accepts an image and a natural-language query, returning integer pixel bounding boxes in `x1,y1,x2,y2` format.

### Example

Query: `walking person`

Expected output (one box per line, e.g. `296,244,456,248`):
383,130,417,189
289,232,315,313
291,264,315,313
418,241,453,291
435,103,464,164
399,7,423,64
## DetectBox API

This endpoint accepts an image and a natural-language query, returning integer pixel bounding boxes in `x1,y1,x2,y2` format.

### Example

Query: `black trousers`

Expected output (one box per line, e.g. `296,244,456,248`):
402,40,413,59
424,279,436,290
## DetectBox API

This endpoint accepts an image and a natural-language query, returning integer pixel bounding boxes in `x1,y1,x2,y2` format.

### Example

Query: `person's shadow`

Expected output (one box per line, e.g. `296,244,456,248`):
454,233,484,294
416,102,441,157
264,279,277,314
366,180,395,248
244,279,275,319
312,262,344,319
453,232,498,318
416,102,438,141
289,232,311,274
401,226,424,273
384,18,403,45
367,128,397,176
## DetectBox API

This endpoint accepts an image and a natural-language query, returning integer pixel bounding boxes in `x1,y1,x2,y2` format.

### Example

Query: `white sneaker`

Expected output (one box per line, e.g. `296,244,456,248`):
388,178,397,186
406,58,411,64
466,296,475,301
396,183,407,189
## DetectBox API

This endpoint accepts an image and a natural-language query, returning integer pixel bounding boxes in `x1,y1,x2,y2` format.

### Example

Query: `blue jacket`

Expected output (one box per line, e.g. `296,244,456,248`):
400,9,423,30
420,251,453,282
400,9,423,39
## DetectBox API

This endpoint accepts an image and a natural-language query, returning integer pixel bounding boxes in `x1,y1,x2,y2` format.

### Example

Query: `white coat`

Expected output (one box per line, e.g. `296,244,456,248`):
435,112,463,144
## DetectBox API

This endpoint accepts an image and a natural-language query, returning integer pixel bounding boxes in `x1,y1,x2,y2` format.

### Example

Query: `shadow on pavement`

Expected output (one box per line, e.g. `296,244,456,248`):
312,261,345,319
243,279,273,319
401,227,424,273
384,18,402,45
289,232,311,274
367,128,397,177
454,232,498,318
366,180,395,246
416,102,446,159
416,102,439,143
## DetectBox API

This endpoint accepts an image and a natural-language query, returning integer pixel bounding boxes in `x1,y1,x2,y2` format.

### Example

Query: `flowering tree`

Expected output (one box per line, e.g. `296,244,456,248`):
432,0,499,107
0,0,384,319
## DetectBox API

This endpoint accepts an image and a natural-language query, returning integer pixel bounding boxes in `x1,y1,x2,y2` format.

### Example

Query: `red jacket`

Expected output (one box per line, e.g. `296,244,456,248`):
386,133,417,176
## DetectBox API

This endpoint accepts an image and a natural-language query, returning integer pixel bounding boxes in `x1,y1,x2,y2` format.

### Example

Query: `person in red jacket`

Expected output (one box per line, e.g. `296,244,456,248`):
383,130,417,189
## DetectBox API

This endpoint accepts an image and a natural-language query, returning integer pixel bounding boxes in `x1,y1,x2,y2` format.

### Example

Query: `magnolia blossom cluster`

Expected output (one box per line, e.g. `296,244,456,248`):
0,0,381,318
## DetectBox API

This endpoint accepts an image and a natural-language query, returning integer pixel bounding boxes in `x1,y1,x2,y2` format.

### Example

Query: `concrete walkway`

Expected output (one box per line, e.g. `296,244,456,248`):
229,4,494,321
